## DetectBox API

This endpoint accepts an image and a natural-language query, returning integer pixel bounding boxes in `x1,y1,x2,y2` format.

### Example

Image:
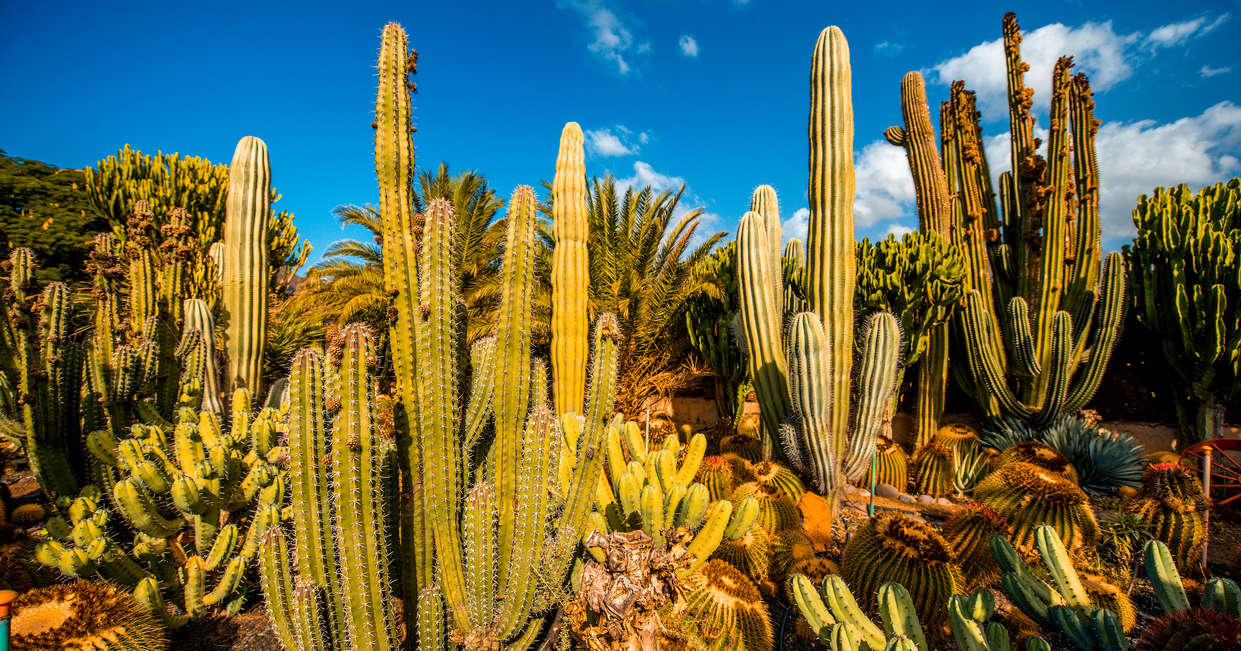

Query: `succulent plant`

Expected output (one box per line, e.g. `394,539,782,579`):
713,523,773,592
949,587,1048,651
673,559,773,651
9,580,168,650
975,462,1099,557
684,242,748,428
1125,464,1209,573
1136,609,1241,651
550,122,590,421
771,528,817,585
991,526,1128,650
840,511,963,629
953,440,994,494
1125,178,1241,442
1144,538,1241,618
911,442,954,497
947,14,1125,426
790,575,930,650
935,423,980,451
730,482,800,535
981,416,1145,496
697,455,739,501
748,460,805,504
943,504,1010,589
995,441,1079,481
865,437,908,490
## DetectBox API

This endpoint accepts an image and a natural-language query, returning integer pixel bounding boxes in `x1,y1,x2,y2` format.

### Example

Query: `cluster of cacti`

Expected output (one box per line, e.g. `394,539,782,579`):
840,511,963,629
949,587,1051,651
1125,178,1241,442
1140,539,1241,649
910,442,954,497
865,436,908,489
982,416,1145,495
791,575,929,650
991,526,1128,650
590,418,758,567
8,580,168,650
259,328,404,649
84,144,310,291
855,230,964,410
995,441,1079,480
737,26,902,497
943,504,1010,589
975,461,1099,557
672,558,773,650
932,14,1125,425
36,390,285,625
360,24,625,649
685,241,750,427
1125,464,1210,573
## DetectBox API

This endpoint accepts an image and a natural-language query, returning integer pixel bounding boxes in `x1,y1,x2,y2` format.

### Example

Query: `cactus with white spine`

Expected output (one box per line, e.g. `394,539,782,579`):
737,26,901,497
221,136,270,402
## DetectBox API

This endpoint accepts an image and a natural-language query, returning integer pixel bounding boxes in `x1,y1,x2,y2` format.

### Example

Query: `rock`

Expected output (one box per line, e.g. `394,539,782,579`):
875,483,901,499
917,494,935,505
898,494,917,504
935,497,953,506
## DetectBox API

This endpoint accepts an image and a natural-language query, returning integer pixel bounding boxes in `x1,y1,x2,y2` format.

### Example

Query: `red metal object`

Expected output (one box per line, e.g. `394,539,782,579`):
1183,438,1241,522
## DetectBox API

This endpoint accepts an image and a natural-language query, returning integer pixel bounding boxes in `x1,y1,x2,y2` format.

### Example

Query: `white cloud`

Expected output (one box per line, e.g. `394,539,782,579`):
977,103,1241,244
617,161,684,194
615,161,723,245
585,125,649,157
854,140,917,228
678,34,699,58
929,13,1230,118
874,40,904,56
1201,64,1233,78
929,20,1136,117
556,0,649,75
783,208,810,244
1143,13,1229,50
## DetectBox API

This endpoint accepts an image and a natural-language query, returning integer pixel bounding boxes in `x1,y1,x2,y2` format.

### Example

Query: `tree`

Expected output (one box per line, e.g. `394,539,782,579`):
0,150,107,281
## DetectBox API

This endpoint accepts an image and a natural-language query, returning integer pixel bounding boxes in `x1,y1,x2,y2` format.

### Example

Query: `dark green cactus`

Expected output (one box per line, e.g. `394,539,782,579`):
685,241,748,428
1125,178,1241,442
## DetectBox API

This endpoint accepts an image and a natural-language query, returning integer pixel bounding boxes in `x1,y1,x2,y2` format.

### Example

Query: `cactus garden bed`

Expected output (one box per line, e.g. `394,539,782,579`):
3,7,1241,651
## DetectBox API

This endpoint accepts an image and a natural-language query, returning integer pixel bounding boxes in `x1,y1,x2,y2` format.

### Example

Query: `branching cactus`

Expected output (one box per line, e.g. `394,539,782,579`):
36,390,286,626
589,418,759,570
258,327,402,650
737,26,902,497
789,575,930,650
1125,178,1241,442
941,14,1125,425
221,136,270,401
685,241,749,428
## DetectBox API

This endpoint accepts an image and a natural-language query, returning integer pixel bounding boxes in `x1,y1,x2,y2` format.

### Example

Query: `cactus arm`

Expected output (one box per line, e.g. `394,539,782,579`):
551,122,590,419
878,582,928,651
292,583,329,650
807,26,855,461
752,184,784,307
257,527,300,650
1144,540,1190,613
221,136,270,399
844,313,901,481
737,211,792,451
823,575,885,650
790,573,836,637
463,482,497,630
491,186,538,582
462,337,497,453
1048,606,1093,651
1203,578,1241,616
1035,525,1089,609
1062,254,1125,413
332,326,401,649
949,595,991,651
960,292,1033,420
418,585,446,651
684,500,731,572
786,312,833,490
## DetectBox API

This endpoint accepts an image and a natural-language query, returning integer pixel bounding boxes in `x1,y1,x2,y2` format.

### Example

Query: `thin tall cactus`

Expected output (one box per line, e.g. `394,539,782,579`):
221,136,270,401
551,121,590,419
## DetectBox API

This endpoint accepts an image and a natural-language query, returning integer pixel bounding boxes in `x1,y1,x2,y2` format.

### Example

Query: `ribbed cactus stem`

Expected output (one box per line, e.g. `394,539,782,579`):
807,26,855,459
786,312,833,491
221,135,270,400
183,299,223,414
331,325,401,649
491,186,537,582
551,122,590,418
737,211,791,454
844,313,901,481
751,185,783,306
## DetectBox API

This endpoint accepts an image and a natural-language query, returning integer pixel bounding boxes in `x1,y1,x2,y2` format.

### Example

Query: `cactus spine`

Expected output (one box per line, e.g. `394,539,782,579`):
221,136,270,400
551,122,590,419
1126,464,1209,574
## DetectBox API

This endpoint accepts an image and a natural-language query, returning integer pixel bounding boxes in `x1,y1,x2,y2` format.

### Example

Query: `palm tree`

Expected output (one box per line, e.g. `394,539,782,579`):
297,164,513,342
581,175,726,410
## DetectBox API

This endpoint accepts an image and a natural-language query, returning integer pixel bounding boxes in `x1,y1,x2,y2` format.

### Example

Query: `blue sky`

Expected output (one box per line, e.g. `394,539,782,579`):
2,0,1239,262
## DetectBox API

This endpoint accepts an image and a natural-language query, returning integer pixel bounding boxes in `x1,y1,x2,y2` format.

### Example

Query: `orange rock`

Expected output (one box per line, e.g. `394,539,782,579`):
798,491,835,552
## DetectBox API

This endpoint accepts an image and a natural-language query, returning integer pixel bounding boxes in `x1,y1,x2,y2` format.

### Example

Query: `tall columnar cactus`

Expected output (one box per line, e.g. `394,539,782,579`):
885,72,955,448
943,14,1125,426
182,299,224,414
1144,539,1241,618
551,121,590,419
737,26,901,497
258,328,402,650
1125,178,1241,442
221,136,270,401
